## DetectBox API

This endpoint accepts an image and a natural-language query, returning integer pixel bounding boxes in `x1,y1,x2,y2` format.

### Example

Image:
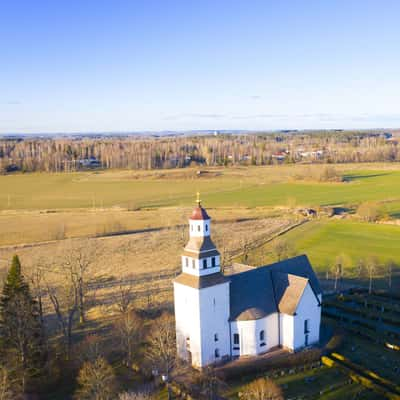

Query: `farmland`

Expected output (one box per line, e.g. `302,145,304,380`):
2,163,400,399
3,164,400,212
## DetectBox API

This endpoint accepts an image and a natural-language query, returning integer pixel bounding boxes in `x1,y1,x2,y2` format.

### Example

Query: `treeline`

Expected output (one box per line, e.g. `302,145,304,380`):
0,131,399,173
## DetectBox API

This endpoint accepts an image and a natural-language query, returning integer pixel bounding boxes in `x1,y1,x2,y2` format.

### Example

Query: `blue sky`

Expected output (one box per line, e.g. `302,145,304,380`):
1,0,400,133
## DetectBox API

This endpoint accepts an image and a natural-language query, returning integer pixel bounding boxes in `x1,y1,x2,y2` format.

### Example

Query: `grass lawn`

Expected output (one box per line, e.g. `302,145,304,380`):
248,219,400,272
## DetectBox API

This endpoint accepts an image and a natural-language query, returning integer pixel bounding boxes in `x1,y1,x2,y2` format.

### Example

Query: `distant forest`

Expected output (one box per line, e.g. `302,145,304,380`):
0,130,399,173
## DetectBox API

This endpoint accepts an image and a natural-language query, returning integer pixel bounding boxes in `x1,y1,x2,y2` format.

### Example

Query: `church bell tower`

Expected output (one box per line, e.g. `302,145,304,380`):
181,193,221,276
173,194,231,368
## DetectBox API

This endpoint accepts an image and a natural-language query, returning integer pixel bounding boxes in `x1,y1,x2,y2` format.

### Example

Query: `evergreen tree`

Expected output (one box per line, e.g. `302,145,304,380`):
0,255,45,393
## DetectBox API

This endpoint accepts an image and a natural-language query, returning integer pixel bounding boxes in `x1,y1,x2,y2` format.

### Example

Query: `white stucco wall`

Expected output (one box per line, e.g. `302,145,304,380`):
292,283,321,350
174,280,230,368
280,313,294,349
230,313,279,357
280,283,321,351
174,282,202,365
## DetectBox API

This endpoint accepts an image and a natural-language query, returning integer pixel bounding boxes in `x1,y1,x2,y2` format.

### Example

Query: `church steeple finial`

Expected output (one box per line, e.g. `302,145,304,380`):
196,191,201,207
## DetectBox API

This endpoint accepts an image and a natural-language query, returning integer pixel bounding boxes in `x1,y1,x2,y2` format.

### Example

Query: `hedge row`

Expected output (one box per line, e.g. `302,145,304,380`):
322,355,400,400
324,299,400,327
323,311,400,347
330,353,400,394
339,293,400,315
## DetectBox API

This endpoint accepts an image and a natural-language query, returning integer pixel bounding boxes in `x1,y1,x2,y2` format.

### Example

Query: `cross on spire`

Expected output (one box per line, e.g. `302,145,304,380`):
196,191,201,207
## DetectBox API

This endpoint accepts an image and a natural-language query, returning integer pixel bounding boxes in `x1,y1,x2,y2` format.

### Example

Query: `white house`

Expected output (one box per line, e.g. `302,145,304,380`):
173,199,322,369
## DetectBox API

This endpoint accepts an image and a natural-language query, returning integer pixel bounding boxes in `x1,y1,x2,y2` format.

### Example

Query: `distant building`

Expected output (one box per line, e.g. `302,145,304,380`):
173,197,322,368
272,152,287,161
78,157,101,168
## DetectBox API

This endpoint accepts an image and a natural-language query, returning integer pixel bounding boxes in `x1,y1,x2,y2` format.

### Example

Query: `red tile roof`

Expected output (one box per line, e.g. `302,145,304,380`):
190,206,210,220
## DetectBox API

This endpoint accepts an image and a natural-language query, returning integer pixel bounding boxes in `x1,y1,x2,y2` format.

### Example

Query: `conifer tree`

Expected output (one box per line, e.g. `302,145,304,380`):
0,255,45,393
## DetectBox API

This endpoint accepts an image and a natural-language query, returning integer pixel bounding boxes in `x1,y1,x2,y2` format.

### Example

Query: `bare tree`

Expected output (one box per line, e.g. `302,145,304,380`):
114,281,135,315
46,282,78,359
332,253,350,292
118,391,155,400
272,238,294,262
0,366,13,400
61,240,97,324
26,259,47,328
75,357,116,400
357,202,380,222
240,377,284,400
74,334,103,366
146,313,176,377
114,311,143,367
366,256,379,295
196,367,224,400
240,237,252,264
356,258,365,279
385,259,395,292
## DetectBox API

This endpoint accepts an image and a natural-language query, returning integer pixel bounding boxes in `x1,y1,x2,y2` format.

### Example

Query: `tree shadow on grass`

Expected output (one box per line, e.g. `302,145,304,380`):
342,173,390,182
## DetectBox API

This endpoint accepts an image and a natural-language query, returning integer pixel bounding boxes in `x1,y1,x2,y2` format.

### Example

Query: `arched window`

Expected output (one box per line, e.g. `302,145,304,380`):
215,348,220,358
214,333,218,342
205,224,208,232
197,225,201,232
260,330,266,346
192,259,195,269
203,259,207,269
211,257,216,267
304,319,310,334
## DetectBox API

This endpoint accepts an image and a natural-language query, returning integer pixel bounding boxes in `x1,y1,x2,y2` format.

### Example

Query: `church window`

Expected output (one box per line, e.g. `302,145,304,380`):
211,257,216,267
191,224,193,231
215,348,220,358
185,257,189,267
197,225,201,232
214,333,218,342
233,333,240,349
192,259,195,269
304,319,310,334
213,298,216,307
205,224,208,232
203,259,207,269
260,330,266,347
305,334,309,347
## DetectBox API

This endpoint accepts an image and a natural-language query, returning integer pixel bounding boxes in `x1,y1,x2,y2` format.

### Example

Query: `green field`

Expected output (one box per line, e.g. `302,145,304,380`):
3,165,400,211
249,219,400,272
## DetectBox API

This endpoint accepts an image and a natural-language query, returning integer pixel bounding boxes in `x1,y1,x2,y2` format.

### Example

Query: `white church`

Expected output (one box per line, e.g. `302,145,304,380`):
173,198,322,368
